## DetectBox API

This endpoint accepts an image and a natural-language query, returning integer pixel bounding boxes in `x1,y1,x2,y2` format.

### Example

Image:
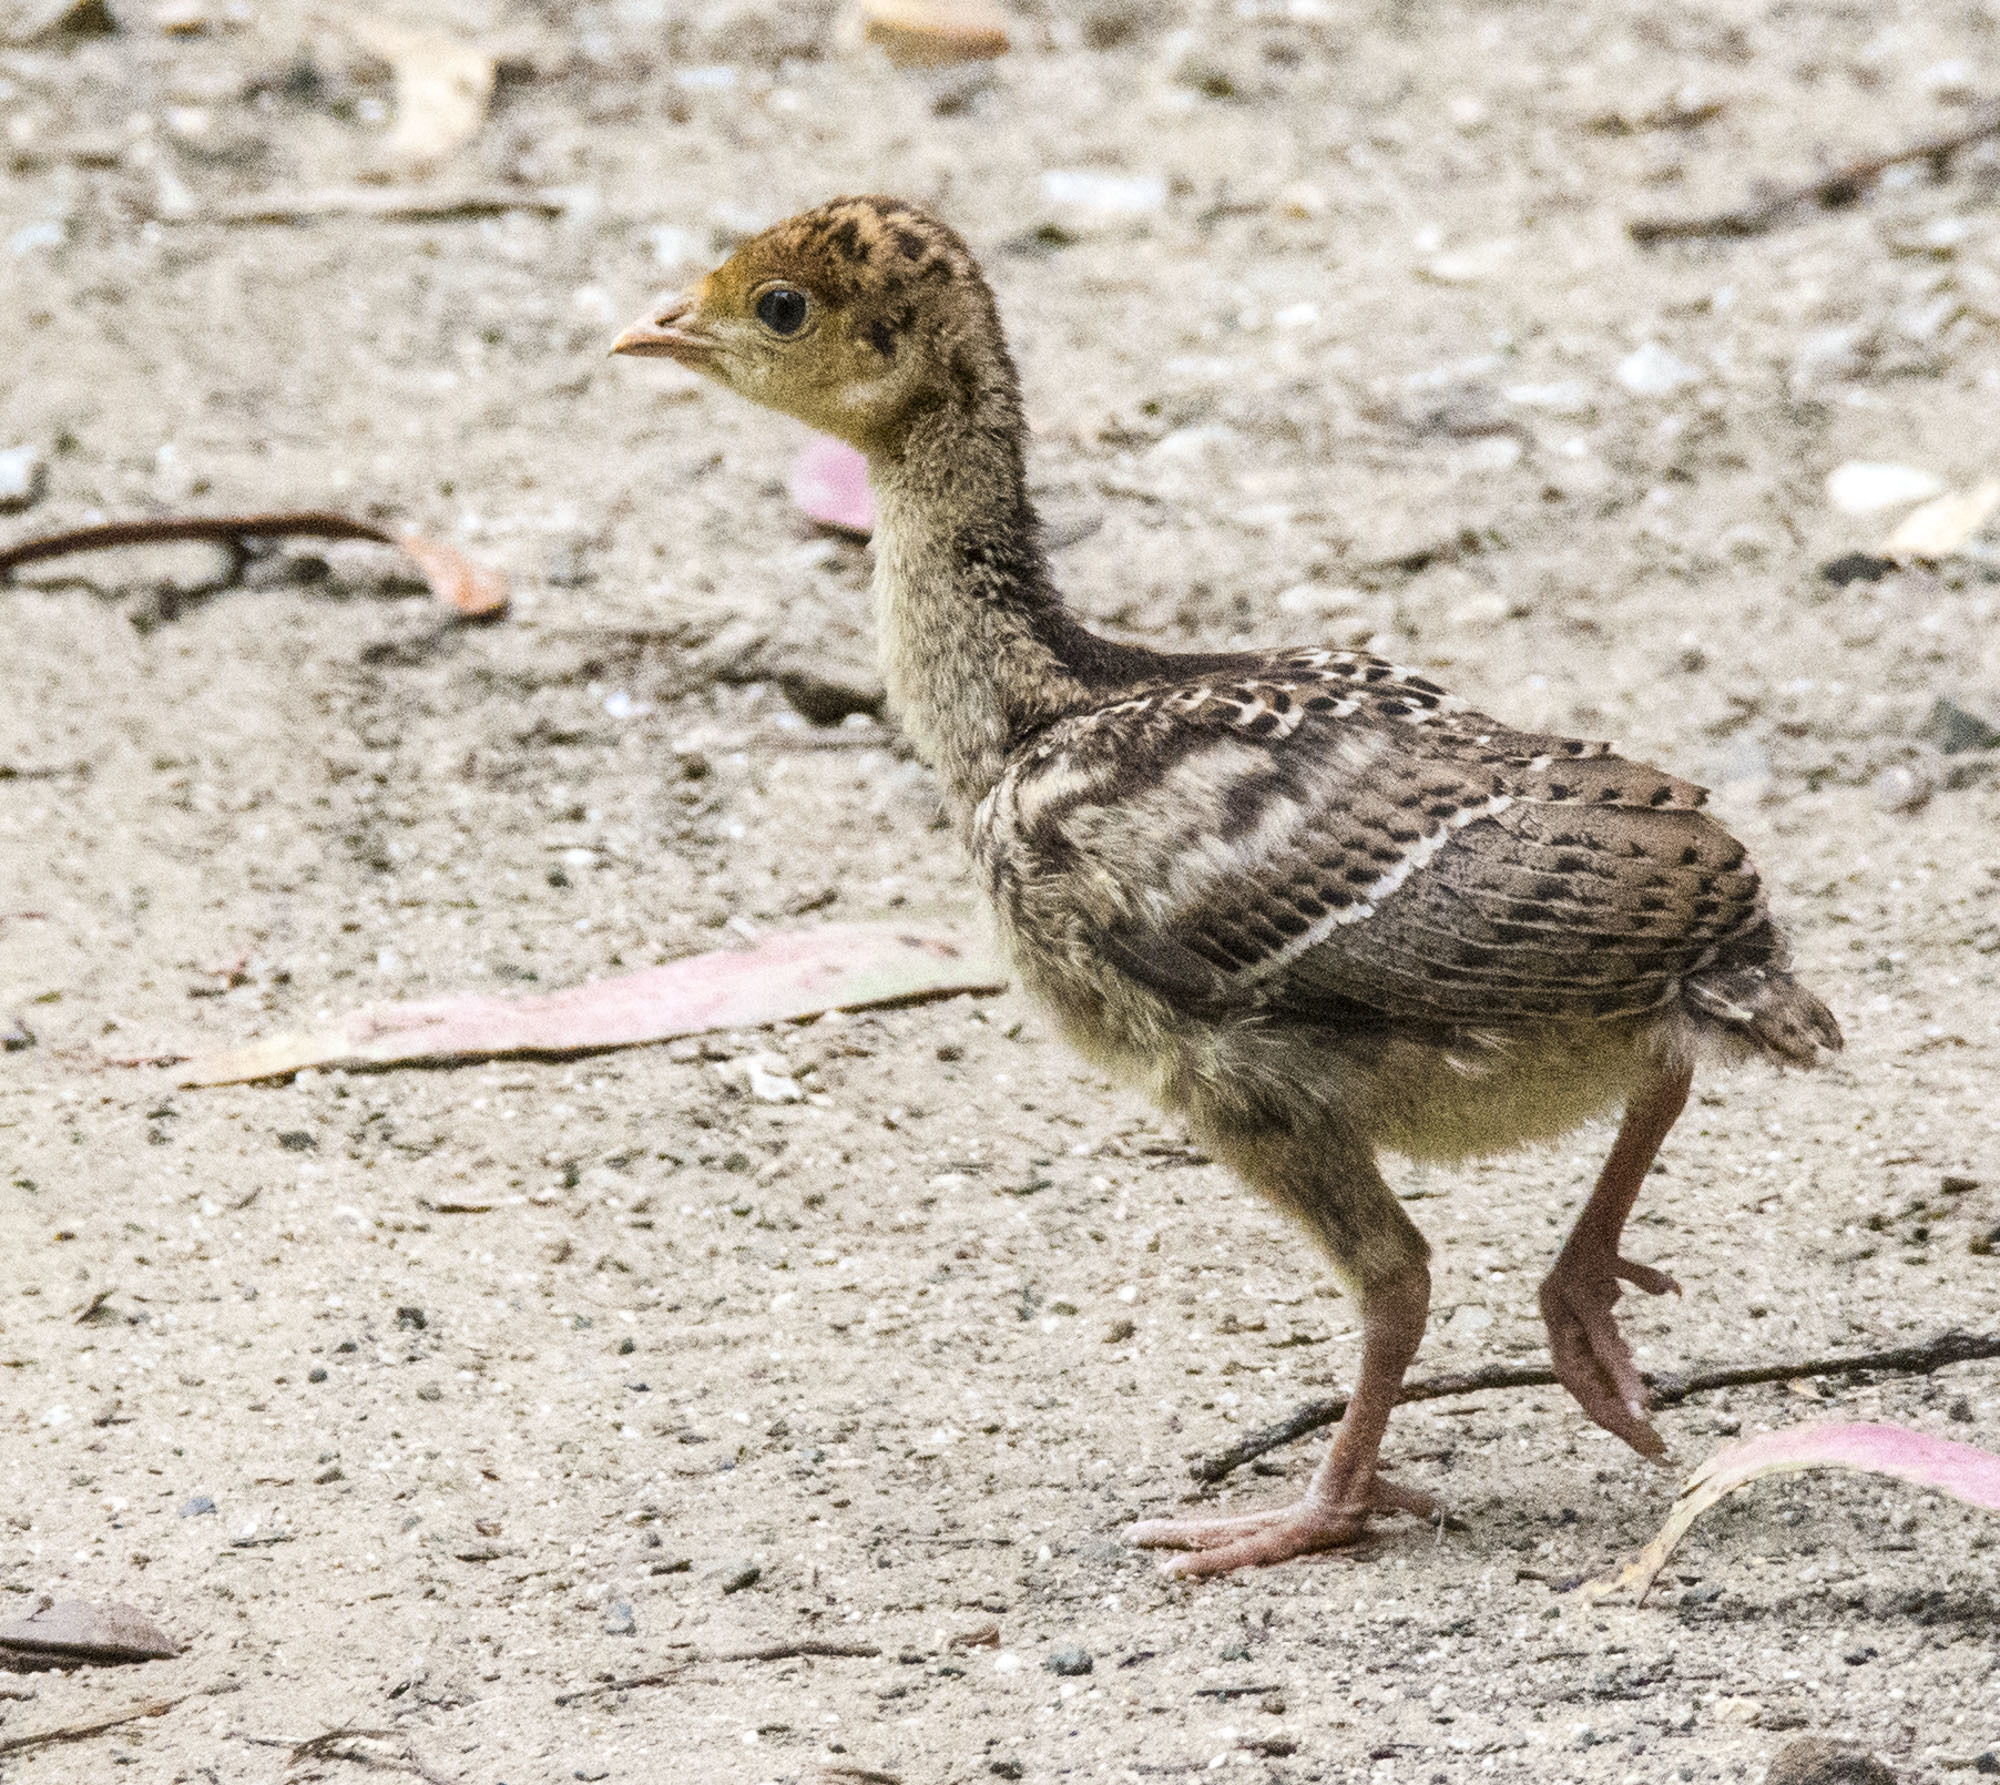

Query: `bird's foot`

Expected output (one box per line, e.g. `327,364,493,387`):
1538,1246,1680,1458
1128,1473,1436,1577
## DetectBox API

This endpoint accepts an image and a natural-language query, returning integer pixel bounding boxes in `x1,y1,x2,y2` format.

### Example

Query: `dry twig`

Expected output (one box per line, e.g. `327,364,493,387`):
0,1694,187,1758
553,1640,882,1705
235,1723,448,1782
0,512,506,617
1191,1328,2000,1483
1631,104,2000,243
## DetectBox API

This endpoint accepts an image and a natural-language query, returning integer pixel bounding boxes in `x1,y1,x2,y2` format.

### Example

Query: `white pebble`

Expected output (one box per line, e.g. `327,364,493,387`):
0,443,44,511
1040,169,1166,216
1615,341,1701,397
1826,461,1944,515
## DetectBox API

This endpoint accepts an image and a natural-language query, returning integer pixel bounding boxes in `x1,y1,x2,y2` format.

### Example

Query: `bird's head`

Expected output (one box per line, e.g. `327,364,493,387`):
610,195,1017,457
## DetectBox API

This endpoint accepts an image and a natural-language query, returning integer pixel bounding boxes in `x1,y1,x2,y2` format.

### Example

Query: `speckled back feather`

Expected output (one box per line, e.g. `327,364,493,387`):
975,648,1840,1064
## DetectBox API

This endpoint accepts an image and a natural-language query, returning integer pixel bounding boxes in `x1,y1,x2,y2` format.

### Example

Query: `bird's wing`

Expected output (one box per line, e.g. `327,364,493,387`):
975,652,1767,1029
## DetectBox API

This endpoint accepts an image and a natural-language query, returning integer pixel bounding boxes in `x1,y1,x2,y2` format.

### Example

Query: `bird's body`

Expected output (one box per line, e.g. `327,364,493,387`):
613,195,1841,1574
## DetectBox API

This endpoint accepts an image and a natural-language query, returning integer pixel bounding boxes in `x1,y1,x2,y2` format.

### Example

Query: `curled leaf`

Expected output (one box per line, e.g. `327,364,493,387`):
178,924,1005,1086
339,13,496,169
393,530,508,616
1880,478,2000,562
846,0,1010,66
1584,1420,2000,1604
789,435,875,537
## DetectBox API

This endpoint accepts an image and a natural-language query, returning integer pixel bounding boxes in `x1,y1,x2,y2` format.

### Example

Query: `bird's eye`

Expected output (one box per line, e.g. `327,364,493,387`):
755,286,810,337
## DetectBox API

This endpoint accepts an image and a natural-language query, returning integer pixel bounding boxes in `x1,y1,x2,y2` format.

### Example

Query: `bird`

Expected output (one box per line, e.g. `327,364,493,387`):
610,196,1843,1576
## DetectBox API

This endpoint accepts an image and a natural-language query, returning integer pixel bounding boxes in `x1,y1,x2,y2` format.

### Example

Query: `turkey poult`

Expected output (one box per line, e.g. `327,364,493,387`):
611,196,1842,1577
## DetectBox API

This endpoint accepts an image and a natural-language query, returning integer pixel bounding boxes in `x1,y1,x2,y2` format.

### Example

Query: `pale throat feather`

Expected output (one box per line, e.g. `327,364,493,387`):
866,425,1070,825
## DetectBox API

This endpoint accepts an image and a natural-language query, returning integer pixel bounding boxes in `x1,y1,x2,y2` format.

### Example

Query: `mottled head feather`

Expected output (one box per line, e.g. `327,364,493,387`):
612,195,1022,457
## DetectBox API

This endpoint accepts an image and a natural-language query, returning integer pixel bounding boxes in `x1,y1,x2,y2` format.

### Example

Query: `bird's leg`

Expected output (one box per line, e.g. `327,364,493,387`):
1130,1127,1435,1575
1538,1061,1693,1458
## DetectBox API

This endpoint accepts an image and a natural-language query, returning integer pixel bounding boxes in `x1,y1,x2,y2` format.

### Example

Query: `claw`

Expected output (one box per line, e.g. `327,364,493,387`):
1129,1474,1437,1576
1540,1252,1672,1458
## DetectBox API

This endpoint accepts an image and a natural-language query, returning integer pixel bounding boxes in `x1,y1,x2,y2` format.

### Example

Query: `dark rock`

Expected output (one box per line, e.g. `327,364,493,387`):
0,1600,177,1665
712,1559,760,1594
1765,1739,1897,1785
1821,552,1894,587
1045,1644,1093,1677
396,1306,427,1330
1924,697,2000,756
307,1366,327,1383
2,1019,35,1052
276,1129,316,1152
774,667,885,727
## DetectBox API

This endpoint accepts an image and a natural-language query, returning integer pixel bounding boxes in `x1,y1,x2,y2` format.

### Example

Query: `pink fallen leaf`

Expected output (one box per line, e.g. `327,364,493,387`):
789,435,875,537
393,530,508,616
1584,1420,2000,1605
177,924,1005,1087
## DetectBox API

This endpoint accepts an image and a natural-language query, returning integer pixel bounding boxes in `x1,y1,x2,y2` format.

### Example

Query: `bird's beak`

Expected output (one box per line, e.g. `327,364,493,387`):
609,293,714,368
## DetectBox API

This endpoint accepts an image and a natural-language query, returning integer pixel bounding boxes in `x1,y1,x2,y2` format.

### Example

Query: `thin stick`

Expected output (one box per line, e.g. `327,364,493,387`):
553,1640,882,1705
0,1695,187,1758
1190,1328,2000,1483
1630,104,2000,243
2,511,504,618
0,512,393,578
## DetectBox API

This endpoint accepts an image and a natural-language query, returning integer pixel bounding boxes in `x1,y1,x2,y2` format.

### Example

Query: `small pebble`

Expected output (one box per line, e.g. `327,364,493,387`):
713,1559,760,1594
1615,341,1701,397
1,1019,34,1053
1040,168,1166,216
1826,460,1942,516
396,1306,427,1330
179,1495,216,1518
602,1600,636,1637
307,1366,327,1383
0,444,44,511
1044,1644,1093,1677
1871,763,1932,814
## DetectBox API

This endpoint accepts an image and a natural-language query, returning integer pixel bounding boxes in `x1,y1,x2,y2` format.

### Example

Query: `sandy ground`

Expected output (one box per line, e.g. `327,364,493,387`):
4,0,2000,1780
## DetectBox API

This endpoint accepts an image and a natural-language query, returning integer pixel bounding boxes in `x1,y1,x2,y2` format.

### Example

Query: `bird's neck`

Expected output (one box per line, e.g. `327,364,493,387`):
868,401,1104,819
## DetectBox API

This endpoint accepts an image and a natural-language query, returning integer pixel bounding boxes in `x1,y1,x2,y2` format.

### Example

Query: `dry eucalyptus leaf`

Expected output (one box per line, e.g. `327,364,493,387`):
790,435,875,537
1880,478,2000,562
1584,1420,2000,1604
842,0,1010,66
178,924,1007,1085
339,12,495,168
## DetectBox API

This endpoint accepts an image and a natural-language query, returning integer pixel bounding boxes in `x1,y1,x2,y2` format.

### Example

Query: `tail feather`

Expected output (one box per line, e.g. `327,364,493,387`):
1683,964,1842,1066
